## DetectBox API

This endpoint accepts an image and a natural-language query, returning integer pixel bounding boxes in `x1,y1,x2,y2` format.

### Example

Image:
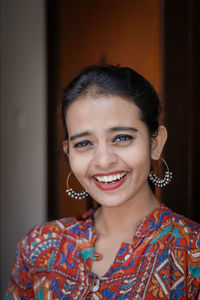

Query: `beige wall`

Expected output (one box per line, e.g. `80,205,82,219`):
0,0,47,296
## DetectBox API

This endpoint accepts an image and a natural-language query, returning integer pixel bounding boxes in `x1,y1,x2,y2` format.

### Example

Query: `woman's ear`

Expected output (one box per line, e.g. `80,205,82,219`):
63,140,69,155
151,125,168,160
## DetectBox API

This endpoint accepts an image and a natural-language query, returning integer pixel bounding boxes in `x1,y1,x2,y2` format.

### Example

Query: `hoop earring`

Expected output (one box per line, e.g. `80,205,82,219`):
66,171,88,199
148,158,172,187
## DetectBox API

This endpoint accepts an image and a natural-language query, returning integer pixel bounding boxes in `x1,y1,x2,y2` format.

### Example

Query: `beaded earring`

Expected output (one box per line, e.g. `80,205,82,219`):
66,171,88,199
148,158,172,187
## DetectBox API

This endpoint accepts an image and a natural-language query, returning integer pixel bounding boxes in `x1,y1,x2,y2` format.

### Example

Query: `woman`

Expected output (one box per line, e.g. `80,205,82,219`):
5,65,200,299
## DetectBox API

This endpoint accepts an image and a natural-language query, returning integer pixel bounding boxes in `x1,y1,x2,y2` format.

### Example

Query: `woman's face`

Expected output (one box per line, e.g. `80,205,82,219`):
64,94,159,208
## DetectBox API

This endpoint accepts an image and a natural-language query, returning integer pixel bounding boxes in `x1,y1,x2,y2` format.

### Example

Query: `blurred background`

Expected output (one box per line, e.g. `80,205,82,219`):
0,0,199,296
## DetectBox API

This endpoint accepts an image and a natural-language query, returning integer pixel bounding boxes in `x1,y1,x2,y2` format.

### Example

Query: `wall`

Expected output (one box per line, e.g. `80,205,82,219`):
0,0,46,296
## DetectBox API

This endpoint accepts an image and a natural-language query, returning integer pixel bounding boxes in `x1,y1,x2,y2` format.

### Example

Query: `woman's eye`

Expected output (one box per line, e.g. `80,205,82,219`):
73,140,92,149
112,134,133,143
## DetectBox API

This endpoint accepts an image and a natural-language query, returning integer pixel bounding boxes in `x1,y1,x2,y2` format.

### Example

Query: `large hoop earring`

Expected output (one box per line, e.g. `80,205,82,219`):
66,171,88,199
148,158,172,187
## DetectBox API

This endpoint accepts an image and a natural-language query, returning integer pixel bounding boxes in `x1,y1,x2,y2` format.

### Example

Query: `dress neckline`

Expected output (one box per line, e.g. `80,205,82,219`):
79,202,169,242
77,202,171,278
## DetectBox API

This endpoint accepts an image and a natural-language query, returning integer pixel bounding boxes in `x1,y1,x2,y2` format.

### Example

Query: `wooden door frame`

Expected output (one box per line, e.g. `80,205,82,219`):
161,0,200,221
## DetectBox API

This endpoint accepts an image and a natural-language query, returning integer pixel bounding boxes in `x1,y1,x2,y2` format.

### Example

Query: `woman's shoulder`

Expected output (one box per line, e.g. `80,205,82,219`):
166,206,200,233
18,211,94,256
157,204,200,248
7,213,94,295
158,203,199,228
26,216,79,240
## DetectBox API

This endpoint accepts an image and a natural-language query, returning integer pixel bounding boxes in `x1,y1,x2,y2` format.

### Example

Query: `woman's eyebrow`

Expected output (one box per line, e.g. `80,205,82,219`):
70,127,137,141
108,126,138,132
70,131,91,141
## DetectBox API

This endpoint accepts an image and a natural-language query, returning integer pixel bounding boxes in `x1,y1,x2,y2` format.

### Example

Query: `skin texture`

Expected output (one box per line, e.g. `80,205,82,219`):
63,94,167,276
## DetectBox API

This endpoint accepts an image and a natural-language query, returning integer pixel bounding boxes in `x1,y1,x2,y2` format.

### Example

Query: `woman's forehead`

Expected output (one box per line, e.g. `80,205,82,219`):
66,94,145,135
67,94,140,119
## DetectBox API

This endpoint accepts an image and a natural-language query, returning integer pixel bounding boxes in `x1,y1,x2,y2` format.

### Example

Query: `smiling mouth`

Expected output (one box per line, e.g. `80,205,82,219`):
95,172,127,184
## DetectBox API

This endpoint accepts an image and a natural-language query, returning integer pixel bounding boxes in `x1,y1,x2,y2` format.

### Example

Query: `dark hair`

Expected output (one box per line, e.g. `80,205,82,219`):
62,64,160,140
62,64,161,207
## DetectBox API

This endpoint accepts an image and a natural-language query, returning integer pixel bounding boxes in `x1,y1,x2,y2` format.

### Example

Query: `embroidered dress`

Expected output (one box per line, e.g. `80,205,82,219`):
5,204,200,299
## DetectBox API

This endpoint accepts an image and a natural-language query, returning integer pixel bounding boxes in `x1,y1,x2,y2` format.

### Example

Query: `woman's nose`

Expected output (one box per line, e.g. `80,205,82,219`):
93,144,118,170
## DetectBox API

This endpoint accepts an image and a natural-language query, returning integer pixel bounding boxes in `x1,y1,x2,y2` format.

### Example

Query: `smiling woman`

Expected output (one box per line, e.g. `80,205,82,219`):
5,65,200,299
63,94,163,210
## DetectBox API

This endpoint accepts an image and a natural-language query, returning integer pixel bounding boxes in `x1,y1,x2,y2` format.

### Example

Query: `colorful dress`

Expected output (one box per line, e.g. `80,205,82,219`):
5,204,200,299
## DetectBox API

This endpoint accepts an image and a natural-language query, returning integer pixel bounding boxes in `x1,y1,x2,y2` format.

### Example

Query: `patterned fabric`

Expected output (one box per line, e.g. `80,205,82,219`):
5,204,200,299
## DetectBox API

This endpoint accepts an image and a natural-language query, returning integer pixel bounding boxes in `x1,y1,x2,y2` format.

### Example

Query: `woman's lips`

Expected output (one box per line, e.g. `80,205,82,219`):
92,171,128,191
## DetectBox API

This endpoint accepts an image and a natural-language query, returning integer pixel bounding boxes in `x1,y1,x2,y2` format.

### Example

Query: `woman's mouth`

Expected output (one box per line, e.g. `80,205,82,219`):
93,171,128,191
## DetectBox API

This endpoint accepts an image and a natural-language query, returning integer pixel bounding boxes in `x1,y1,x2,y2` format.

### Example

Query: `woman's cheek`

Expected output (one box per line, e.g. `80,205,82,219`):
69,153,89,176
118,144,149,161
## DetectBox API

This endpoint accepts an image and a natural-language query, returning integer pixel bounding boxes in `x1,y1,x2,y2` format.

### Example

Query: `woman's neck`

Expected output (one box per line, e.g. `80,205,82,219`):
94,187,159,242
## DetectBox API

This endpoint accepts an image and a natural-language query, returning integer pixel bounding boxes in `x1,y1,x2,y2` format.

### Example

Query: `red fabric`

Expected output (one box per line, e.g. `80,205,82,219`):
5,204,200,299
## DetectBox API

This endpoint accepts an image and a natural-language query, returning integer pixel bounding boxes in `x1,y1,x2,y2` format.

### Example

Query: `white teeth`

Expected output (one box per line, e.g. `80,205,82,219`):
95,172,126,183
